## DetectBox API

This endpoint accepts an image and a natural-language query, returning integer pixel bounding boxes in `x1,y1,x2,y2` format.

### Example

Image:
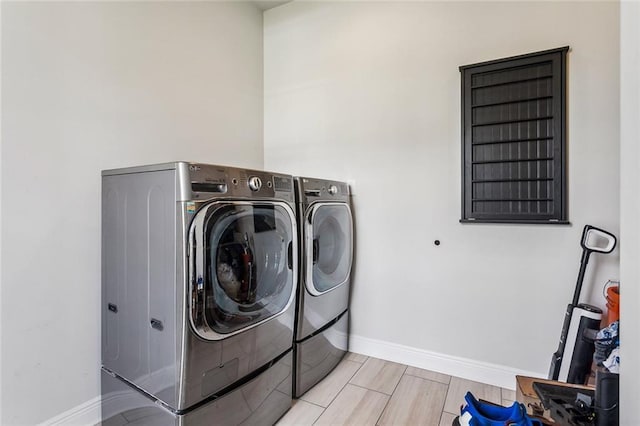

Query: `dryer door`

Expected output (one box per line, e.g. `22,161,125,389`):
305,202,353,296
190,201,297,340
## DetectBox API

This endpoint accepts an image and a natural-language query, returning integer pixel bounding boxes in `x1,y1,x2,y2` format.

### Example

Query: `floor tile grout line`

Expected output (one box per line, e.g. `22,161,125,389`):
438,385,455,426
407,376,450,426
345,352,369,364
402,371,452,387
278,400,324,426
345,356,370,387
443,376,458,420
391,364,408,394
437,405,445,426
314,358,367,416
403,370,452,386
348,382,392,396
374,392,392,426
373,364,408,426
314,383,389,426
311,363,377,426
310,406,325,426
297,398,329,410
349,379,394,426
302,358,364,408
404,365,455,386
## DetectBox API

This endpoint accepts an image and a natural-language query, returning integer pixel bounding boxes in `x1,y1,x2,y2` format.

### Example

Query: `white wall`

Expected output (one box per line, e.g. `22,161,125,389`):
1,2,264,424
265,1,620,382
619,1,640,424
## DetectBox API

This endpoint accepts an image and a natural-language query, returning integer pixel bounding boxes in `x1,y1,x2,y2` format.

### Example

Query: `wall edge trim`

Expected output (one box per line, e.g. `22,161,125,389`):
349,333,545,390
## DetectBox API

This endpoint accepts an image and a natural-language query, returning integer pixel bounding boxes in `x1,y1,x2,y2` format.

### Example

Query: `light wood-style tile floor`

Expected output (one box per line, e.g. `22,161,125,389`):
277,353,515,426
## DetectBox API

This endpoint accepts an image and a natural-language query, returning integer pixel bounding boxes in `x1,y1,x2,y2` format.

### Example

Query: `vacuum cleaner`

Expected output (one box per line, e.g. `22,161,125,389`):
549,224,617,384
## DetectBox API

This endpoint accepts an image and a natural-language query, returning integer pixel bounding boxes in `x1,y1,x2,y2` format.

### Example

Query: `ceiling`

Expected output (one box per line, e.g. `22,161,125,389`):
252,1,292,11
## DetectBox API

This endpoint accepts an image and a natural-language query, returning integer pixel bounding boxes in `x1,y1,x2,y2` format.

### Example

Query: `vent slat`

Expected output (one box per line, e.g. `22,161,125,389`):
471,95,553,109
470,74,552,90
472,116,554,127
472,136,554,146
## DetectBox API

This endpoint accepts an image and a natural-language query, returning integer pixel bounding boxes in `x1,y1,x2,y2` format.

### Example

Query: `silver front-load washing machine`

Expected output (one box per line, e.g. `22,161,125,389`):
101,162,298,425
293,177,353,398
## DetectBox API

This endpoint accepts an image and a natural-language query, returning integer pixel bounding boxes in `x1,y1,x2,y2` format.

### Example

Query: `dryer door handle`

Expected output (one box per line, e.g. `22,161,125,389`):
312,238,319,265
287,241,293,270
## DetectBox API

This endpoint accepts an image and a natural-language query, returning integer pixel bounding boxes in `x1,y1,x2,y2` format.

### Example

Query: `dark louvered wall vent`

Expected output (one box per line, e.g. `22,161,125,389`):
460,47,569,224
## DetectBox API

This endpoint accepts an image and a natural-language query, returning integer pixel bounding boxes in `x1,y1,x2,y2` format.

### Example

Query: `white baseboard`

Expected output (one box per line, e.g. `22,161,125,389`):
349,334,545,390
40,396,102,426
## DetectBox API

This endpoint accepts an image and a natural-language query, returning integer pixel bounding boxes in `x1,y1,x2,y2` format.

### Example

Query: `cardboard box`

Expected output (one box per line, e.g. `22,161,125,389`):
515,375,594,424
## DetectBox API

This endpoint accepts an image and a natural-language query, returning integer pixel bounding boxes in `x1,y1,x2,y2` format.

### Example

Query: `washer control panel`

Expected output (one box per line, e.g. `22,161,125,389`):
185,163,293,201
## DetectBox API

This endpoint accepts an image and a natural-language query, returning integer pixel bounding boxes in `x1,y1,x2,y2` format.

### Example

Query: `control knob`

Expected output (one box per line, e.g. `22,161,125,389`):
248,176,262,191
328,184,338,195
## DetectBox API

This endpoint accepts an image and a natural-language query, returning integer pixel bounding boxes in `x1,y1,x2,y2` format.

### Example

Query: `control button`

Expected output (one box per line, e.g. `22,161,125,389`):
248,176,262,191
328,185,338,195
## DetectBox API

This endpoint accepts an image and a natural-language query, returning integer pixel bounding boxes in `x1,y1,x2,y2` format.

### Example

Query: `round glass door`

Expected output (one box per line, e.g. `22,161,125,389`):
190,201,297,339
306,203,353,295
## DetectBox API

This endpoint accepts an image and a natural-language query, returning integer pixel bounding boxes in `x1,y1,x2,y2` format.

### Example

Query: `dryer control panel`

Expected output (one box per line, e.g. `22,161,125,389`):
296,177,350,204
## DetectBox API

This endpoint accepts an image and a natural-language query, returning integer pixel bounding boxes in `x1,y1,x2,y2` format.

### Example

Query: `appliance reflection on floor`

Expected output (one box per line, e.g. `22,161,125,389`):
102,352,515,425
101,353,292,426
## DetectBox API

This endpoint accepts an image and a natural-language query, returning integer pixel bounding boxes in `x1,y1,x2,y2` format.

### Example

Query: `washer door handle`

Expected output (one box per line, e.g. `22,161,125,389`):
287,241,293,270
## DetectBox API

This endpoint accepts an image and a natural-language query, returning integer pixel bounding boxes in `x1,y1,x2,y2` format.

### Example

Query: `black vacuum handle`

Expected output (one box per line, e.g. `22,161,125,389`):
580,225,617,254
572,225,617,306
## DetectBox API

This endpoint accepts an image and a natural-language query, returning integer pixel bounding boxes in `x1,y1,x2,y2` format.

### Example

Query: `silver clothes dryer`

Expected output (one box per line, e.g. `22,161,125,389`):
293,177,353,398
101,162,298,425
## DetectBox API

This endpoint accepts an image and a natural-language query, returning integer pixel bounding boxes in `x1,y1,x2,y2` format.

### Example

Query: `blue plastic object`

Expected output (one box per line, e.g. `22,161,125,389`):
458,392,543,426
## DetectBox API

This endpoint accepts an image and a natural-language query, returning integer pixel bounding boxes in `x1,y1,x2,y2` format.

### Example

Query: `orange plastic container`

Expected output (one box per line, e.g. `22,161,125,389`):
606,285,620,324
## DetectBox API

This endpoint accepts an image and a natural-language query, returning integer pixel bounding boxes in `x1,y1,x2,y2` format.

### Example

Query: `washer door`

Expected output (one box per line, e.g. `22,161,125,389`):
305,203,353,296
190,201,297,340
